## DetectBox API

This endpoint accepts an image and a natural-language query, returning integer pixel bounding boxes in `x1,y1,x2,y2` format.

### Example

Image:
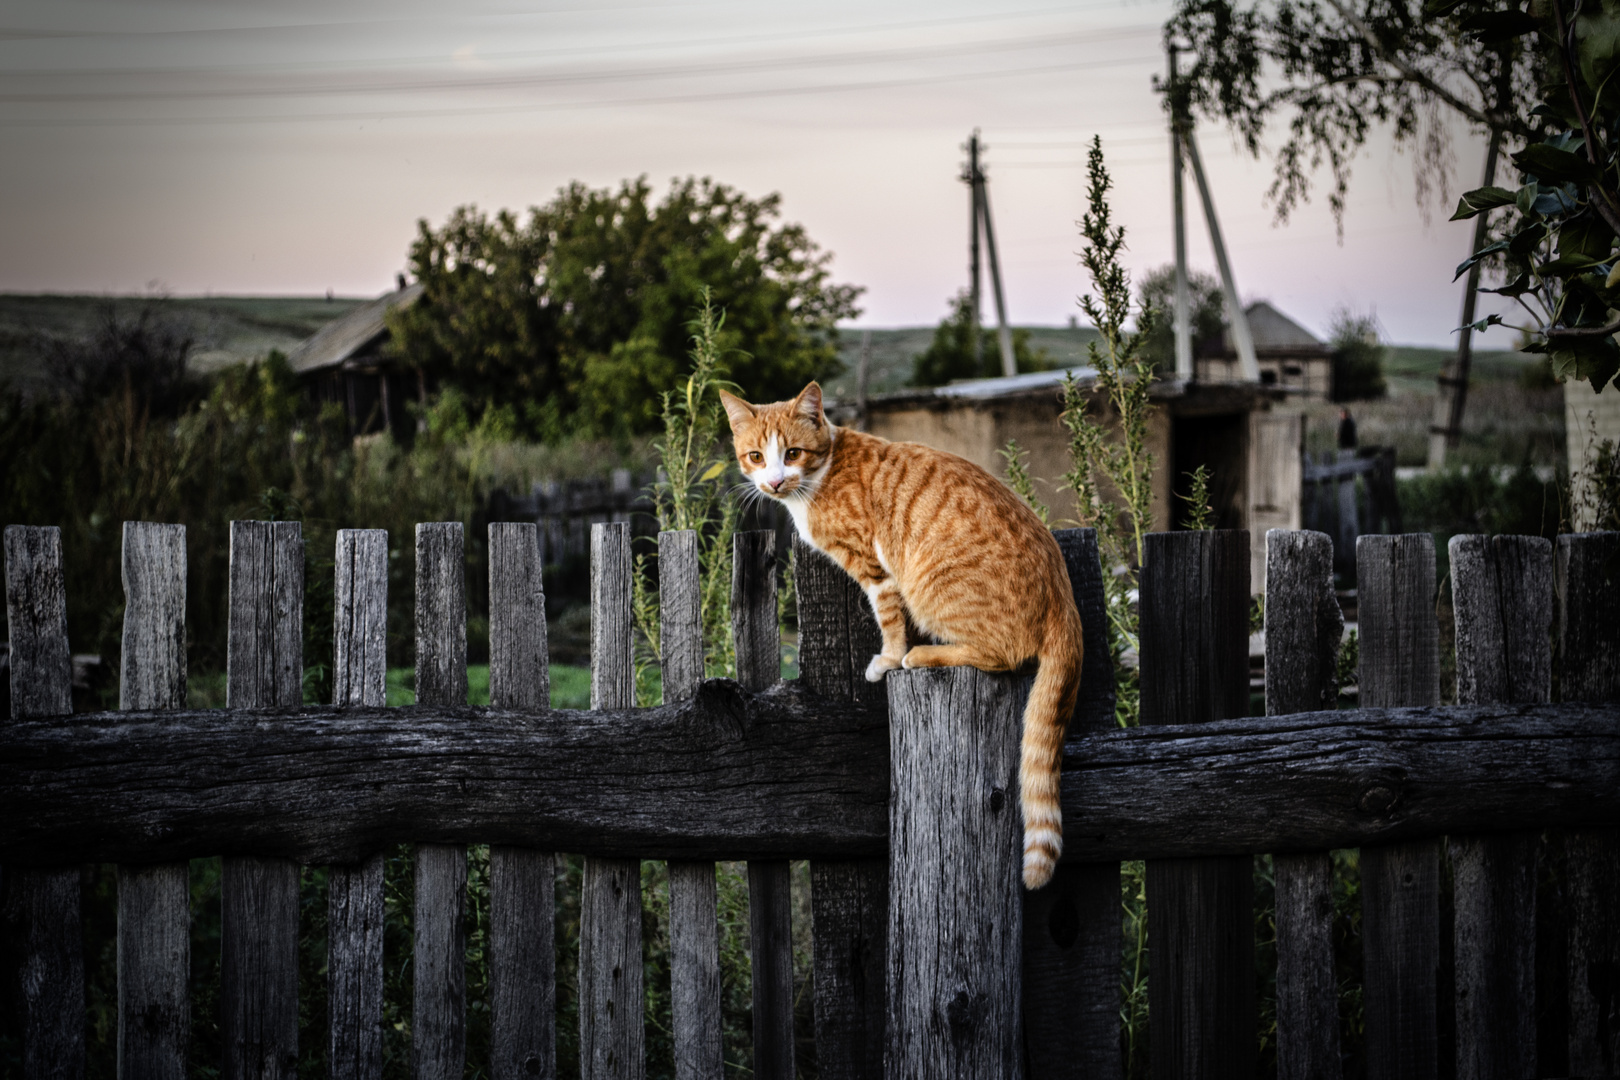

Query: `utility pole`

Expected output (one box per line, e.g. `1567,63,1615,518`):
1183,127,1261,382
967,133,984,376
964,131,1017,378
1170,46,1194,380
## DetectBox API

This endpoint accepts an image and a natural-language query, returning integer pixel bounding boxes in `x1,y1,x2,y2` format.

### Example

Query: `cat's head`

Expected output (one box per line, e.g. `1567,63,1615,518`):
719,382,833,499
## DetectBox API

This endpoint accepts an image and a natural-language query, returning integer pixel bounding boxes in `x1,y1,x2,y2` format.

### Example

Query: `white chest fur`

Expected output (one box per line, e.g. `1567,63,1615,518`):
783,494,817,550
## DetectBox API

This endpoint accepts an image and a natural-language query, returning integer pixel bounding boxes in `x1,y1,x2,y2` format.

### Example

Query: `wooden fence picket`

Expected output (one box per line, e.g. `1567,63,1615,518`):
795,538,888,1080
1357,533,1444,1080
117,522,191,1079
3,525,85,1080
221,519,304,1079
487,522,557,1080
1140,529,1256,1076
1021,527,1120,1080
329,529,388,1079
580,521,645,1080
1557,531,1620,1073
1449,534,1550,1080
414,522,470,1079
1263,529,1344,1080
660,529,725,1080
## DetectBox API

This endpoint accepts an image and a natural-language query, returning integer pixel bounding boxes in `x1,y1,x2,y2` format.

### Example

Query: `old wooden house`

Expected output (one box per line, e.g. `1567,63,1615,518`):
286,283,423,441
1197,300,1335,399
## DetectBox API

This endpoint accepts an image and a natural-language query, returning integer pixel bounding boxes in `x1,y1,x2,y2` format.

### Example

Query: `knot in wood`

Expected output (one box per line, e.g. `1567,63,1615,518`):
1357,781,1401,816
944,989,988,1051
989,788,1006,813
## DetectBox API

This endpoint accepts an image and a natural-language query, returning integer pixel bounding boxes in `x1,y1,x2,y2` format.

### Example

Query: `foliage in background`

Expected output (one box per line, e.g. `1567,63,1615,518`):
998,439,1051,525
1575,436,1620,529
1178,464,1215,530
909,289,1055,386
1328,308,1390,401
389,176,862,440
1135,264,1226,374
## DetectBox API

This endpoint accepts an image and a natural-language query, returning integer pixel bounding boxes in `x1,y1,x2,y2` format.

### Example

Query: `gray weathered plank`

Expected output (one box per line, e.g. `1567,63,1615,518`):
329,529,387,1079
733,531,794,1080
1265,529,1343,1080
223,519,302,1080
414,522,468,1080
795,538,887,1080
2,865,85,1080
118,521,190,1080
5,524,72,720
1557,531,1620,1075
333,529,387,709
1023,527,1120,1080
1140,529,1255,1077
488,522,556,1080
660,530,723,1080
1357,533,1441,1080
581,521,644,1080
1449,534,1550,1080
886,666,1025,1080
4,698,1616,867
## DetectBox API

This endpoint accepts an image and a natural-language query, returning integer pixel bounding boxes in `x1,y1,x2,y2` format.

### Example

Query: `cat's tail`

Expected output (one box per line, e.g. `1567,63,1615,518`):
1020,608,1084,890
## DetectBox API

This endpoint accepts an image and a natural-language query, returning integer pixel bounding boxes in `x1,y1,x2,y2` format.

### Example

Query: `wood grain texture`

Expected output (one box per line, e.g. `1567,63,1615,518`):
488,521,556,1080
582,521,644,1080
333,529,387,709
413,844,467,1080
1448,534,1550,1080
118,522,190,1080
329,529,387,1078
1141,530,1255,1079
5,524,72,720
414,523,468,1079
1265,529,1342,1080
733,531,794,1080
795,537,887,1080
885,666,1025,1080
223,520,302,1080
1023,527,1119,1080
328,853,384,1080
3,699,1616,867
660,531,723,1080
4,526,82,1079
1557,531,1620,1075
1356,533,1441,1080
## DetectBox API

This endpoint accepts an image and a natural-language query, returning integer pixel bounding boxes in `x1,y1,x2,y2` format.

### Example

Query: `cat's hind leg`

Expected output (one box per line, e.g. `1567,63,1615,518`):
863,578,909,682
900,643,1012,672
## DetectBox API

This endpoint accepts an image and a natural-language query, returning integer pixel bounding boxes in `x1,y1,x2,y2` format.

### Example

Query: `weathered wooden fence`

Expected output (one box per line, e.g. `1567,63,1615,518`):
2,519,1618,1079
1302,448,1402,578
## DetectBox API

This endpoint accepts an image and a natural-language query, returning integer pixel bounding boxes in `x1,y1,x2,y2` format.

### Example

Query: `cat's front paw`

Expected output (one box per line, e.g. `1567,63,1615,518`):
865,653,900,682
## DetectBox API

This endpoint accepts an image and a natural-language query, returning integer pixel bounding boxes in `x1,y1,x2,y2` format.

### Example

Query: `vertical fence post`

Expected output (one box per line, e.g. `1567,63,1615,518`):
581,522,644,1080
118,521,191,1079
1265,529,1344,1080
660,529,724,1080
885,663,1025,1079
1140,529,1255,1077
329,529,388,1079
487,521,557,1080
223,519,303,1078
734,530,796,1080
1448,534,1550,1080
1022,527,1120,1079
1357,533,1443,1080
3,525,84,1080
414,522,469,1080
1557,531,1620,1073
795,538,888,1080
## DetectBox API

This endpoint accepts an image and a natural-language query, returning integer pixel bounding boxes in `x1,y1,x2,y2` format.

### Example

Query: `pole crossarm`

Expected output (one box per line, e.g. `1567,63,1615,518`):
1,693,1614,866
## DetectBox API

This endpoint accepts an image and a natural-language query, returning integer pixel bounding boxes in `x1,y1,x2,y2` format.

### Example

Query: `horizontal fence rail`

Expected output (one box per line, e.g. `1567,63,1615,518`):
3,520,1619,1080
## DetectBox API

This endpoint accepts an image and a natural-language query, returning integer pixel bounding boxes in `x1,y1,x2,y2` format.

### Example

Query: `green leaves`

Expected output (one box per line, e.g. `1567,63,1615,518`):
1450,185,1519,220
1458,9,1540,43
1511,143,1605,186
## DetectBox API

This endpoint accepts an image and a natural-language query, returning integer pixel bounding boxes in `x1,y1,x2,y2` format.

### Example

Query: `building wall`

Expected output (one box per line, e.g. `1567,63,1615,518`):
1566,377,1620,528
1196,355,1333,399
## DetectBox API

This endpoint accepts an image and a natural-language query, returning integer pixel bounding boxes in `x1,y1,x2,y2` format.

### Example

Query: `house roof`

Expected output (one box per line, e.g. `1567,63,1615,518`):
1226,300,1331,356
286,283,423,375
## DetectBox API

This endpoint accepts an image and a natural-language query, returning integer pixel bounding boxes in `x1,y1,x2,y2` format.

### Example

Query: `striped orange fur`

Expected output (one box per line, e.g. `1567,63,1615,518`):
720,381,1083,889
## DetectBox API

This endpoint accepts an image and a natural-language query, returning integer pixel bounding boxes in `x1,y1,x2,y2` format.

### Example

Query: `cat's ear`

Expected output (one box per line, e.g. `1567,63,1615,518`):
794,382,825,426
718,390,756,429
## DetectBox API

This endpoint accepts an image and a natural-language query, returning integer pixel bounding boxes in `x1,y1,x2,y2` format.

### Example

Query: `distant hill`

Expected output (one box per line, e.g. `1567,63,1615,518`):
827,324,1102,400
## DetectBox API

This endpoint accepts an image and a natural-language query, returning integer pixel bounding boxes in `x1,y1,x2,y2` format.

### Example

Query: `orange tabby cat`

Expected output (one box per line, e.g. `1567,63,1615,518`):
720,381,1083,889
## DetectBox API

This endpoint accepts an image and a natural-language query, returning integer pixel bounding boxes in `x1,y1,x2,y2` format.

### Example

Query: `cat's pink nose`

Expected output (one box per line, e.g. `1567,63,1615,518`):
768,478,785,491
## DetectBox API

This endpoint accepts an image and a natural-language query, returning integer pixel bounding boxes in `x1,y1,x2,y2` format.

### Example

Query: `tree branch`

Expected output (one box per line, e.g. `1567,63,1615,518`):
1547,317,1620,339
1322,0,1498,129
1550,0,1620,239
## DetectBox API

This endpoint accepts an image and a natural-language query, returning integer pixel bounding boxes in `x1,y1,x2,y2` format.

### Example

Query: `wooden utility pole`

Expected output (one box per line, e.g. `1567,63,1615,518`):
1170,47,1195,380
1183,128,1261,382
964,132,1017,378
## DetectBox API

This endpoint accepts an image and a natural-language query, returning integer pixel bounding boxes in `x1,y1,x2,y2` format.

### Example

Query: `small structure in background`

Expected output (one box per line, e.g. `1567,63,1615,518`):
1196,301,1334,399
286,282,423,441
1566,377,1620,528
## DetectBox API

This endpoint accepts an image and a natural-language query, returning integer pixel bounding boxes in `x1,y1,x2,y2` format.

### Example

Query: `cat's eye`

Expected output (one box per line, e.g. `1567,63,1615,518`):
748,451,763,464
785,448,802,462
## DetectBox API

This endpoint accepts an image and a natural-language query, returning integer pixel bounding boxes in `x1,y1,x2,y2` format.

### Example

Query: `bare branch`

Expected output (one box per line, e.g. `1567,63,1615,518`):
1322,0,1497,129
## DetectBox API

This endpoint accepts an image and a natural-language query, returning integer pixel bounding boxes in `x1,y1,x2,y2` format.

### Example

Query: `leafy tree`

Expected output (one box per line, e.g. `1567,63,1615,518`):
389,176,863,438
1328,307,1389,400
909,290,1053,386
1136,264,1226,372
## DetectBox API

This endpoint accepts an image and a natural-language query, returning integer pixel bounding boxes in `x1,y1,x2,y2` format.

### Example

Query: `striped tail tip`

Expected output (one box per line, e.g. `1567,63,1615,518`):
1022,825,1062,890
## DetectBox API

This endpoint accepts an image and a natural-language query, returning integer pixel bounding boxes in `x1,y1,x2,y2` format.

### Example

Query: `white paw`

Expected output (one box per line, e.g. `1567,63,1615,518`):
865,654,900,682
